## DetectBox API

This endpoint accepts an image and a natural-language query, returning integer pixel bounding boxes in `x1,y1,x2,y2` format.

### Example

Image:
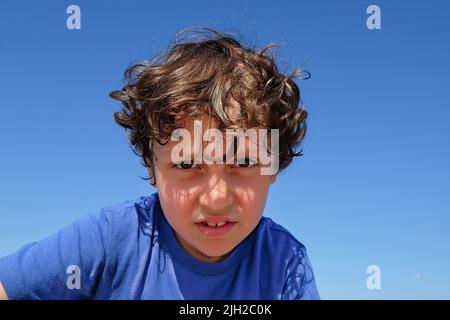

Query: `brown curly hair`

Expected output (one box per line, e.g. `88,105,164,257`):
110,27,309,183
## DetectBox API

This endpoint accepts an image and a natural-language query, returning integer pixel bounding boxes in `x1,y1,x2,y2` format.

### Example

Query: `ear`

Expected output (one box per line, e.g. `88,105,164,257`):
270,174,277,185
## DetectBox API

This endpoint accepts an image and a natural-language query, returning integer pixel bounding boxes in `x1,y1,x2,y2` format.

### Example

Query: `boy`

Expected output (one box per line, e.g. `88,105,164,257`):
0,27,320,300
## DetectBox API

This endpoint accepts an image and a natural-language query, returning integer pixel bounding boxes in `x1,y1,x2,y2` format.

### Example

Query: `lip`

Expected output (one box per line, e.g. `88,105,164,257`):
195,221,238,237
195,216,238,224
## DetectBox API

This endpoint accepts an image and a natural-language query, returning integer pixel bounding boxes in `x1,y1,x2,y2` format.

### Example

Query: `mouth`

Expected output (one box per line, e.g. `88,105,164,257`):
195,220,238,237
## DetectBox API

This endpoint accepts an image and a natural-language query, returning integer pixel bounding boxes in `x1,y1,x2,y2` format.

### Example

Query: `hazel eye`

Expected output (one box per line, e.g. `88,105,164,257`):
175,161,198,170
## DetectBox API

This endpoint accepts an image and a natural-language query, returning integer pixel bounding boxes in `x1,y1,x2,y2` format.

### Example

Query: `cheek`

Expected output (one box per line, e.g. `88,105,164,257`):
154,167,199,209
159,196,196,243
234,176,272,205
232,178,272,229
161,195,194,222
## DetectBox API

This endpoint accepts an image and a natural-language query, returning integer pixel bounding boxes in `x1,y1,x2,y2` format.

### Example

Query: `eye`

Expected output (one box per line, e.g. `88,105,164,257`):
174,161,198,170
235,158,258,168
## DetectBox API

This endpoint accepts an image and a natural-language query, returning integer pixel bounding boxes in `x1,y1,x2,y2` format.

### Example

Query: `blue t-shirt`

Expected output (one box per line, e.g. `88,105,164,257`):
0,192,320,300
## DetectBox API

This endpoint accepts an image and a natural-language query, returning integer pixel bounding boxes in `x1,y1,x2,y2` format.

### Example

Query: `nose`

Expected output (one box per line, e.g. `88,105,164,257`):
198,171,234,213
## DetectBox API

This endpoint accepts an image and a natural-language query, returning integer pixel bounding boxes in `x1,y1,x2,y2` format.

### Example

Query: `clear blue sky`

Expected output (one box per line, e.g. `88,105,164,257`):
1,0,449,299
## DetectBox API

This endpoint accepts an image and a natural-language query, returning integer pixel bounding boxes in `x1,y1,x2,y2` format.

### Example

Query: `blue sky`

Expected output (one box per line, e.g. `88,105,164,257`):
0,0,449,299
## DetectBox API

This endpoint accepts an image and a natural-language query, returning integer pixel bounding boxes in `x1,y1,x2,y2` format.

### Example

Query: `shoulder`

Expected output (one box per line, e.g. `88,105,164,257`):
254,216,311,277
255,217,320,299
98,192,159,233
256,216,307,252
75,192,159,253
251,216,311,271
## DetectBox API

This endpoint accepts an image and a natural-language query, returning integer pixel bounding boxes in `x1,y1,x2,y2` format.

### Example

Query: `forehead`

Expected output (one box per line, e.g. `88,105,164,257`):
153,115,268,158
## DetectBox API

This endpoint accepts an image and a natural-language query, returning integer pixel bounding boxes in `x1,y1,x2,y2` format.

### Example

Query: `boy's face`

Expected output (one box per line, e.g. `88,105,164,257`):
150,115,276,263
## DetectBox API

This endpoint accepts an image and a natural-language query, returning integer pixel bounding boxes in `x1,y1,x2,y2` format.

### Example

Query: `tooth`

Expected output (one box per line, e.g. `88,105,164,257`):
216,222,226,227
207,222,217,227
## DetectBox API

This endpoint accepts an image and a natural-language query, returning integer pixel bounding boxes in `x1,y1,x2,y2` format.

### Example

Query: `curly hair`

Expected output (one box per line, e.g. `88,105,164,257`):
110,27,309,183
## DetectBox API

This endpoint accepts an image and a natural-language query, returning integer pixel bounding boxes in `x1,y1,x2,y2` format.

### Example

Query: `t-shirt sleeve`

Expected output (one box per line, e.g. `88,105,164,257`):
0,210,109,300
281,245,320,300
